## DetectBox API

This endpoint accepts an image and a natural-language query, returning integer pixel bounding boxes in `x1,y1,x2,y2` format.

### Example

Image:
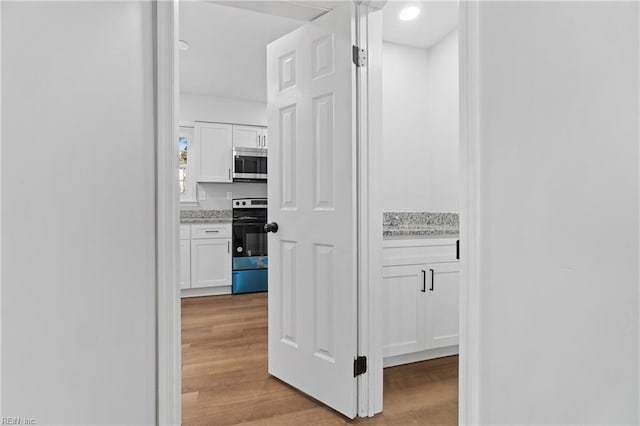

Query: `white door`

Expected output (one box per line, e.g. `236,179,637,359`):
190,239,231,288
233,125,262,149
194,122,233,182
266,3,359,418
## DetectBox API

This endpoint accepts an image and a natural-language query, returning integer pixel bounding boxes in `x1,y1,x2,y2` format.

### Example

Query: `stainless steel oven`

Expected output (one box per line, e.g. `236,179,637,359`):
232,198,268,293
233,147,267,182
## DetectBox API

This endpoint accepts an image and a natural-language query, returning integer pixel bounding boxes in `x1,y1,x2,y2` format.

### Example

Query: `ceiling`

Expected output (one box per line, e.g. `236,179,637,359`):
383,1,458,49
179,1,458,101
179,1,304,101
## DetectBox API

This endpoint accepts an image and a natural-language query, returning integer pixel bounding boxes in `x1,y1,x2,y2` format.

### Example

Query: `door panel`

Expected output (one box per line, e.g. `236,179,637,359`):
267,3,358,418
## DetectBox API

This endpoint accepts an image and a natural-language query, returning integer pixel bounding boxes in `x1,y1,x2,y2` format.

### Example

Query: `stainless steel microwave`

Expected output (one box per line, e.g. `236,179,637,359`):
233,147,267,182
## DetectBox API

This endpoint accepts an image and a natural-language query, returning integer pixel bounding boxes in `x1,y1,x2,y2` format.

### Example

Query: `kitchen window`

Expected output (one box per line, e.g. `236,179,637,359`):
179,126,197,204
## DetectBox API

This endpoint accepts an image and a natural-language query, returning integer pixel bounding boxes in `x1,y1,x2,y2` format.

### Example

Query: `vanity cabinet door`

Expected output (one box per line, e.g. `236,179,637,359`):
382,265,428,358
424,261,460,349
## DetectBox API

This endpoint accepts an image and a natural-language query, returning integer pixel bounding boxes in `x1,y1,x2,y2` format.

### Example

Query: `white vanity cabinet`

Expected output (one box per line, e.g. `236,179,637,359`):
180,223,232,297
382,237,460,367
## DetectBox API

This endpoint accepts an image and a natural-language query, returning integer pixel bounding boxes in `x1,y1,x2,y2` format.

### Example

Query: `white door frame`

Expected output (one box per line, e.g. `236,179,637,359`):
458,1,481,424
153,1,481,423
355,2,383,417
359,0,481,422
457,2,481,423
155,1,182,425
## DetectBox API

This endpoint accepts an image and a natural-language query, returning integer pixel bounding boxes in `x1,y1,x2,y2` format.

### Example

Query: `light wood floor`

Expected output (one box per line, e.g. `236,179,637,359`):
182,293,458,425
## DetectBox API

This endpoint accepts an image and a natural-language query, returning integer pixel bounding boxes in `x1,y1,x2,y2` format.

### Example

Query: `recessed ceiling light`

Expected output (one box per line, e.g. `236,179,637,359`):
178,40,190,51
399,6,420,21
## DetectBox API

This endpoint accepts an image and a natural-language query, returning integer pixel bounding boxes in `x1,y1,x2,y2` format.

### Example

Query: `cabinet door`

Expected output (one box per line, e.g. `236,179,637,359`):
260,128,268,149
190,238,231,288
382,265,428,358
179,239,191,289
424,261,460,349
194,122,232,182
233,125,262,149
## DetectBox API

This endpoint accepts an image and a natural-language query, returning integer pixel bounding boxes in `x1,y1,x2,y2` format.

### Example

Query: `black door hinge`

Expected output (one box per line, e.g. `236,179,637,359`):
354,356,367,377
352,45,367,68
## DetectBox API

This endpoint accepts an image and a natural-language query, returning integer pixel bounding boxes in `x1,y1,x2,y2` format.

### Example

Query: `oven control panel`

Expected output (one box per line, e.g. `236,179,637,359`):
233,198,267,209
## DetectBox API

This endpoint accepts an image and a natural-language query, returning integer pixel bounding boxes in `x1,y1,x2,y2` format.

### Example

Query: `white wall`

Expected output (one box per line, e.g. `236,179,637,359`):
424,31,458,213
381,31,458,212
474,2,638,424
2,2,156,424
196,182,268,210
180,93,267,126
180,93,268,209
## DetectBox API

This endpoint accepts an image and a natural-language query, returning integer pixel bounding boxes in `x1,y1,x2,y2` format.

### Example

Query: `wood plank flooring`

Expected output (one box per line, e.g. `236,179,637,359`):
182,293,458,425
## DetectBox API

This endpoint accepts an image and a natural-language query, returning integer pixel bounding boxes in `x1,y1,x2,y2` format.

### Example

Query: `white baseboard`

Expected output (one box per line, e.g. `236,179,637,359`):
383,345,459,368
181,286,232,298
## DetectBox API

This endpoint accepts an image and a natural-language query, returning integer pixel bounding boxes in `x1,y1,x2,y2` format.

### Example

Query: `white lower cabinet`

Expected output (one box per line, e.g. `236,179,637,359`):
190,238,231,288
180,223,232,296
382,238,459,366
179,239,191,290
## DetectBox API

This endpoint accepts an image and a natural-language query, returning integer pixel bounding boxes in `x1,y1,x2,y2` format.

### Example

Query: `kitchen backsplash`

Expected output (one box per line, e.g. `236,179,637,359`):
184,182,267,210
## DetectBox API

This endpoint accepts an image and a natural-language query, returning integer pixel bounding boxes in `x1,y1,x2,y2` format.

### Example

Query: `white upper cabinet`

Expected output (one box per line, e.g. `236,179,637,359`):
233,125,268,149
193,122,233,183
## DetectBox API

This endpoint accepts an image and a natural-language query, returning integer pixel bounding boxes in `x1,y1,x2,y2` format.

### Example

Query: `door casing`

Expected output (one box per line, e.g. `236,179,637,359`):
154,1,480,423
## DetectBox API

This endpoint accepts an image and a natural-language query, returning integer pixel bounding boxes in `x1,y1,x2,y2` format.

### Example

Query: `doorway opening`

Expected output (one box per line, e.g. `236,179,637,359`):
376,0,460,423
164,0,466,424
176,1,310,423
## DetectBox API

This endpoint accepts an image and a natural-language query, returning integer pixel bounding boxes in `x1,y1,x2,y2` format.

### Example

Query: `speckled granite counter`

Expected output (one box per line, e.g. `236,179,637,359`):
180,209,232,224
383,212,459,239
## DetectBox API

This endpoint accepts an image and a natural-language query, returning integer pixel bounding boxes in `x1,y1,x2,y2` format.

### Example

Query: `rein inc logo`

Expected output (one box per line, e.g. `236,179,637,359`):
2,418,35,425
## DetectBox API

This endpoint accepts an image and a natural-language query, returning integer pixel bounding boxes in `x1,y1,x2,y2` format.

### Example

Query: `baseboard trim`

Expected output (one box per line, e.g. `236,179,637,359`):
181,286,232,298
383,345,459,368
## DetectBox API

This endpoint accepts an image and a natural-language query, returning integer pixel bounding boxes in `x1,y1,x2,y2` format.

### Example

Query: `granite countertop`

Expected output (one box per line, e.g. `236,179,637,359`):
383,212,459,239
180,209,232,224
